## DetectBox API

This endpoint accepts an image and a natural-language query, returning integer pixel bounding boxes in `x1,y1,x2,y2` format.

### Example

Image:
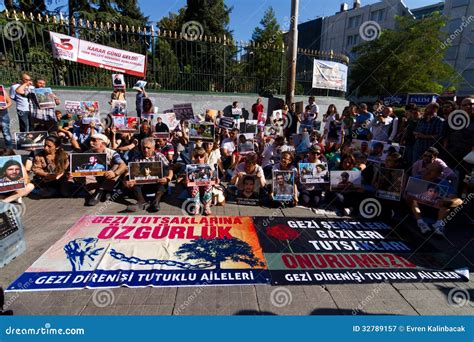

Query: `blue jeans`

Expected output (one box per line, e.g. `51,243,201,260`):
0,111,13,149
17,110,31,132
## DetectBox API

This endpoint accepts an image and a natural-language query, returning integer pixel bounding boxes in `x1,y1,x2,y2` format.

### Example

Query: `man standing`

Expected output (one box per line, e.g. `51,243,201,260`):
306,96,319,119
16,77,60,133
10,73,33,132
413,102,445,162
354,103,374,140
0,90,13,149
444,96,474,189
371,106,393,142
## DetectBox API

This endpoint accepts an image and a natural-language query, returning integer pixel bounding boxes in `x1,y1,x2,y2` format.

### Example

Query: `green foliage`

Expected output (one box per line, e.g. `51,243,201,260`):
183,0,232,38
350,13,459,96
247,7,285,93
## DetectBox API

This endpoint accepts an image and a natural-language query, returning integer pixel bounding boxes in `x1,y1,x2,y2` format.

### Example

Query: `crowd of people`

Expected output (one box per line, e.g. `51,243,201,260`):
0,72,472,237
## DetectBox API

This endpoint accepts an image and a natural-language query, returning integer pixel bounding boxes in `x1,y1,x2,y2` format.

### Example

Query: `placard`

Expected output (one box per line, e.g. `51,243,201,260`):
111,100,127,116
186,164,216,187
173,103,194,121
128,161,163,184
112,74,125,89
34,88,55,109
0,85,7,107
15,131,47,151
189,122,215,141
299,163,329,184
375,168,404,201
404,177,450,208
272,170,295,201
218,117,235,130
70,153,107,177
330,171,362,191
0,155,26,193
113,116,138,132
239,120,258,134
133,80,147,90
236,175,260,206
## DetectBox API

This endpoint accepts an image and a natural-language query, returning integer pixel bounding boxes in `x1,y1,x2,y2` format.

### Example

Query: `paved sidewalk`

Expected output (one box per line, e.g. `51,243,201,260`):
1,196,473,316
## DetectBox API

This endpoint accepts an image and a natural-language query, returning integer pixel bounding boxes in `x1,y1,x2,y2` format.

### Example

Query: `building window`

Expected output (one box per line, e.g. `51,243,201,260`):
448,19,463,34
444,45,458,60
370,9,386,22
467,44,474,58
346,35,360,47
452,0,469,8
462,69,474,88
348,15,362,28
347,35,354,47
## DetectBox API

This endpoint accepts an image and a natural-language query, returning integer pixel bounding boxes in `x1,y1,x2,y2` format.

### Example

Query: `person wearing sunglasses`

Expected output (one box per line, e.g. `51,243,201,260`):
411,147,456,183
186,147,214,215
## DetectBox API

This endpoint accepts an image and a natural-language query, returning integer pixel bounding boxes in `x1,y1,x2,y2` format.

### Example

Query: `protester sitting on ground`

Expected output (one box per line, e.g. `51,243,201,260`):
124,138,172,213
221,128,239,171
0,149,34,203
76,134,127,206
411,147,456,183
261,136,286,178
110,129,137,163
155,137,175,163
204,140,223,177
405,163,463,236
298,146,326,208
56,110,74,142
271,151,298,206
186,147,214,216
31,136,76,198
231,152,266,189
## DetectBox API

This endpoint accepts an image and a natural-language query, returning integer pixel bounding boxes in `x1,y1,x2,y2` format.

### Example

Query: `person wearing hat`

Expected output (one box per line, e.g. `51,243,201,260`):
78,133,127,206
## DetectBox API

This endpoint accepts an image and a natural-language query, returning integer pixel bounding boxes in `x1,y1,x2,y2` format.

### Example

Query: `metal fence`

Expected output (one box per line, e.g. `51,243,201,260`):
0,10,349,96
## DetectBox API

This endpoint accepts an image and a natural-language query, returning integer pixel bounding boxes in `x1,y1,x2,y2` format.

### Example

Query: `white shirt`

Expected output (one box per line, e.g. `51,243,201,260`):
371,116,393,142
221,138,236,154
10,84,31,111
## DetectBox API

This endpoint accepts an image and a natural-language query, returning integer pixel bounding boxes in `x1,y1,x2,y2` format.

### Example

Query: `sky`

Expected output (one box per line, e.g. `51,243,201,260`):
138,0,441,41
25,0,443,41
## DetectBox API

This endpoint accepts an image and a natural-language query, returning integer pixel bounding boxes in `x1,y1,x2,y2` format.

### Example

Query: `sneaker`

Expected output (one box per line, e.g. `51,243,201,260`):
148,201,161,213
126,202,149,212
417,219,431,234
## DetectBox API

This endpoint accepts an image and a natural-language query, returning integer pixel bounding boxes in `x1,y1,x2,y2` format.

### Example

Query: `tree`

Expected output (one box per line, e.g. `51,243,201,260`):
183,0,232,38
247,7,285,93
349,13,458,96
175,238,265,270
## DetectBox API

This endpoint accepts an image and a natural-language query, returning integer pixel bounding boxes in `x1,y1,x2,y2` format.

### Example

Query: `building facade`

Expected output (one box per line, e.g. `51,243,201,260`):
442,0,474,96
308,0,473,96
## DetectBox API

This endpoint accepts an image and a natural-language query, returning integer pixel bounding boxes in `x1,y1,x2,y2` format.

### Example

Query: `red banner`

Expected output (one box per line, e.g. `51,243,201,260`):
50,31,146,77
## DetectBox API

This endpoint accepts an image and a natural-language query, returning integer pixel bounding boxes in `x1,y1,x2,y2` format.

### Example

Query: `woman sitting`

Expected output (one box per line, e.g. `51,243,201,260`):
31,136,75,198
186,147,215,216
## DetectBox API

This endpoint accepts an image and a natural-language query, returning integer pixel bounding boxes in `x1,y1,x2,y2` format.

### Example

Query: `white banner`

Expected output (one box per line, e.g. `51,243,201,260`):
312,59,348,92
50,31,146,77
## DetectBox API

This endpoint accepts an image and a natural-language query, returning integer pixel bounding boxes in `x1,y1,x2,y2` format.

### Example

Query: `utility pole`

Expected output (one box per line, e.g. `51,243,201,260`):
285,0,299,106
